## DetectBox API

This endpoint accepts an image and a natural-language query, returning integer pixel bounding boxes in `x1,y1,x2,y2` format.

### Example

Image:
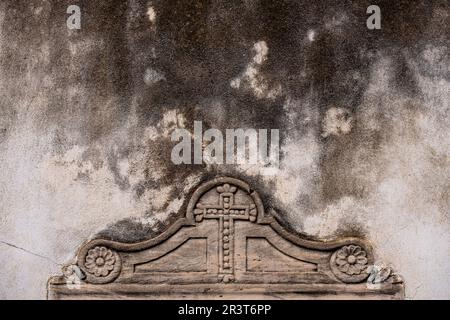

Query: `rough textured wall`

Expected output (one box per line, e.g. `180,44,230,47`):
0,0,449,299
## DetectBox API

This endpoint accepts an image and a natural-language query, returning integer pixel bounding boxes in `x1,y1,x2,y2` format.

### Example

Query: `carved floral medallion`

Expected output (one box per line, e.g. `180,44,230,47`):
85,246,117,277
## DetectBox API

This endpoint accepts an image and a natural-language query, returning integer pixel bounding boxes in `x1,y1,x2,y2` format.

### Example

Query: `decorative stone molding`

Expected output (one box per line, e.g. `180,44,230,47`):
78,245,122,284
48,177,404,299
330,245,371,283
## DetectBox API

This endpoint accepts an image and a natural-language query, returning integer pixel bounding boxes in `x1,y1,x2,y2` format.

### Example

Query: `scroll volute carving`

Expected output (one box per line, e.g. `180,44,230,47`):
76,243,122,284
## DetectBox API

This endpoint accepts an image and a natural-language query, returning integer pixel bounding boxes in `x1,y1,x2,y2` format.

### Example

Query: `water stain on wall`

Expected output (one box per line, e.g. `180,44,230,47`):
0,0,449,299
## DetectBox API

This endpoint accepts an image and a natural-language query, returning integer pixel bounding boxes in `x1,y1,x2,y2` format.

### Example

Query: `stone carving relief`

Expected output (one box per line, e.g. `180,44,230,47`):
48,177,404,299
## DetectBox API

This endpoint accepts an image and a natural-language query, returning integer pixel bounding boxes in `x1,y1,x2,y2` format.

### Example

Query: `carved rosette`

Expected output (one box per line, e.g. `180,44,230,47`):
330,245,371,283
78,245,122,284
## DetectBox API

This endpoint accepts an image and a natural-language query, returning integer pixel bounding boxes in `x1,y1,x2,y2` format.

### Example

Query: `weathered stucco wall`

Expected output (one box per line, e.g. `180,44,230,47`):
0,0,449,299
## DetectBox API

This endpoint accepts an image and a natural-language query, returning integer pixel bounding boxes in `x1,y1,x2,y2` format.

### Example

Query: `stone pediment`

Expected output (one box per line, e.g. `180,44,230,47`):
47,177,404,299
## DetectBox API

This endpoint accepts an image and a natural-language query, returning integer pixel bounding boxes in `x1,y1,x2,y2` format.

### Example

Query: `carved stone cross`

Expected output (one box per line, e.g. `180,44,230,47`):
193,183,257,282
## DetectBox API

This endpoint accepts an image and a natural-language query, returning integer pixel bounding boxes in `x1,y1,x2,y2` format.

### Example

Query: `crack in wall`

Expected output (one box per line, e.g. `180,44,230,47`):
0,240,61,266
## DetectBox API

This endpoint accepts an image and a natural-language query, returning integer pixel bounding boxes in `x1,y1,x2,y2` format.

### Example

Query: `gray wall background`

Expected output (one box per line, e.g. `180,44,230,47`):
0,0,449,299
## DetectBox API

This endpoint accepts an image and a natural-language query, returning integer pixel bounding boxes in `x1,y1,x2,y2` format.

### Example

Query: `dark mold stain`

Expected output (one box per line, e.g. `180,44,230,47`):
1,1,448,242
95,217,165,243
